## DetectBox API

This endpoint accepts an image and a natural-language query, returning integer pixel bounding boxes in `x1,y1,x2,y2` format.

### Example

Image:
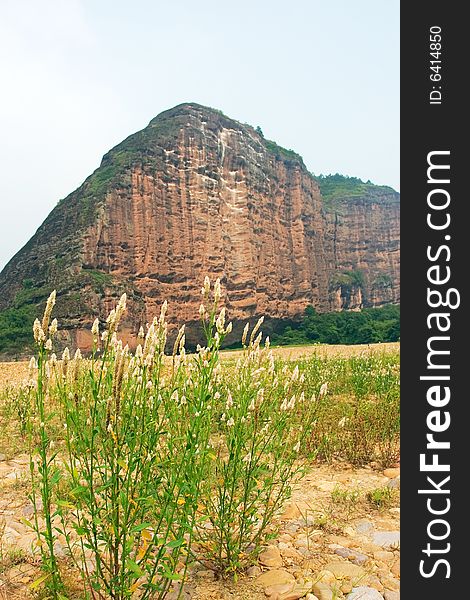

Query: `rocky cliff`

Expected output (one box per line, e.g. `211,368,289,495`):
0,103,400,352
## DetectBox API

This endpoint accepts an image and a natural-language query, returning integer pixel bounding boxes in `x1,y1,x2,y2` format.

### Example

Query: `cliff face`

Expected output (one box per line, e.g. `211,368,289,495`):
0,103,400,351
324,188,400,311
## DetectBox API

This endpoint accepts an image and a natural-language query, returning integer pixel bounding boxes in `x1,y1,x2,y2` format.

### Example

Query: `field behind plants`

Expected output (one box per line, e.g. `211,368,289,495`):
0,284,400,600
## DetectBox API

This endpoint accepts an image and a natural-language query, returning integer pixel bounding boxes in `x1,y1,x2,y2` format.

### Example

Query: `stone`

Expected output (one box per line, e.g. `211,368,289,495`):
383,468,400,479
259,546,284,568
355,520,374,536
341,581,353,594
265,583,295,596
324,561,365,579
312,582,334,600
373,551,395,563
384,592,400,600
372,531,400,549
247,565,262,577
6,563,36,584
0,453,6,461
194,569,215,580
305,595,320,600
315,570,336,584
281,503,302,520
391,559,400,578
329,535,353,548
381,577,400,592
53,541,67,559
280,583,314,600
285,523,300,534
386,478,400,489
334,547,368,565
279,546,304,561
348,587,384,599
22,503,35,517
256,570,297,589
293,536,310,549
365,575,384,593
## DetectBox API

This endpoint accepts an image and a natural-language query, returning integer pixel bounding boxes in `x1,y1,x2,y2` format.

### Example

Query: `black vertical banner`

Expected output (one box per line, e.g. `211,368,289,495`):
401,2,465,598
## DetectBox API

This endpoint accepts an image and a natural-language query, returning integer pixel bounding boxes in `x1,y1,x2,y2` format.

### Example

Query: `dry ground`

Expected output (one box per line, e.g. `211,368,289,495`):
0,343,399,391
0,343,400,599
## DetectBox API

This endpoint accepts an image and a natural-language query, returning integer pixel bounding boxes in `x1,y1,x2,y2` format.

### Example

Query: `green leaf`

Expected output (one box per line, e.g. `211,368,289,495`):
20,518,33,529
126,559,144,577
163,570,182,581
29,572,51,589
56,500,76,509
117,457,128,470
130,522,153,534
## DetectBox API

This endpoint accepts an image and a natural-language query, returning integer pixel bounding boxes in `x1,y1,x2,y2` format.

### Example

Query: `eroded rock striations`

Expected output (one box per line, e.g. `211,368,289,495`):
0,103,400,351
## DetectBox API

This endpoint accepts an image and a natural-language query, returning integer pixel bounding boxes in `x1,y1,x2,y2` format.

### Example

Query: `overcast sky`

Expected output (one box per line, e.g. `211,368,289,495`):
0,0,399,271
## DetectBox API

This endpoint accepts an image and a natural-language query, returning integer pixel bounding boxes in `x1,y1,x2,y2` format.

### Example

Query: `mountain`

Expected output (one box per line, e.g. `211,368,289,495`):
0,103,399,353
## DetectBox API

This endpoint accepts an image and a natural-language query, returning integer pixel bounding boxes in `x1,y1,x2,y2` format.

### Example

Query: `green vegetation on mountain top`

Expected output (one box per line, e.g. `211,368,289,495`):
314,173,395,199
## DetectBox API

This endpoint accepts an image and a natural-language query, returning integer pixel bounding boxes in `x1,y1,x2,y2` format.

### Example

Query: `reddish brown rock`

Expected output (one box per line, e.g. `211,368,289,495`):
0,103,400,353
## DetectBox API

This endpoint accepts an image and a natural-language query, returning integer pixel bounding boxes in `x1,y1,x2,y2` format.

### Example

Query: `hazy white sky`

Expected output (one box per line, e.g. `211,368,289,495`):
0,0,399,271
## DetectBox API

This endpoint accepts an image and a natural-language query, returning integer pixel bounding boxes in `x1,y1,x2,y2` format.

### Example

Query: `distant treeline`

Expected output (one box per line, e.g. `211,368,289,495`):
0,300,400,358
270,304,400,346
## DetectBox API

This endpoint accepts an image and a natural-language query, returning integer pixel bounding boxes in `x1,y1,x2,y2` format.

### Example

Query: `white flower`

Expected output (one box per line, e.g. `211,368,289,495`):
33,319,46,343
49,319,58,337
293,440,301,453
225,393,233,409
242,323,249,346
287,395,296,410
202,276,211,296
216,308,226,333
227,417,235,427
319,383,328,398
45,339,52,351
42,290,56,332
91,318,100,337
214,278,221,303
159,300,168,324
